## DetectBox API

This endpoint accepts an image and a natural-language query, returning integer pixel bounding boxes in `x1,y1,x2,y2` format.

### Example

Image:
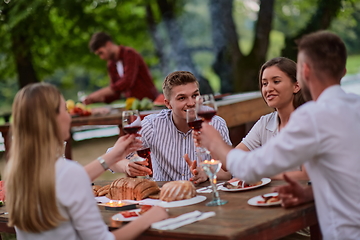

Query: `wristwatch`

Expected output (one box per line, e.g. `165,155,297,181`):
97,157,109,171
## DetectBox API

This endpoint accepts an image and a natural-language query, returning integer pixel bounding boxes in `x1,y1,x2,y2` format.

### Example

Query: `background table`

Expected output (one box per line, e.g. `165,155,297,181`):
0,92,273,160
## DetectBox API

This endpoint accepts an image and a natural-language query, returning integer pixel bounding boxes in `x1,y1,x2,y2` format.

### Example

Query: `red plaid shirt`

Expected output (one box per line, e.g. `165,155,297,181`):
105,46,159,103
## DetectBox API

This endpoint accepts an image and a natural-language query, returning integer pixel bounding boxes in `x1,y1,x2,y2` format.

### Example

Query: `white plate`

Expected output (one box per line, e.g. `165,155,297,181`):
218,178,271,192
112,209,141,222
247,192,281,207
156,195,207,208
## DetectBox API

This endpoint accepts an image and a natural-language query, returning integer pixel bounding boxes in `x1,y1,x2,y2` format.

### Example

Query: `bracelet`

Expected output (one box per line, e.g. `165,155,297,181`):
97,157,109,171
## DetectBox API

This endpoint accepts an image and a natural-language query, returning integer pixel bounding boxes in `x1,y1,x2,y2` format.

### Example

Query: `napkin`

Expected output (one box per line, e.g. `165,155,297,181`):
196,183,224,193
128,116,141,127
151,210,215,230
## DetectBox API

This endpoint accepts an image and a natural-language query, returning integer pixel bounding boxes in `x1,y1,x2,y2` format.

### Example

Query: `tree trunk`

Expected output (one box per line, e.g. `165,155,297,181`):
236,0,274,92
281,0,343,60
156,0,213,94
210,0,274,93
210,0,242,94
145,3,169,77
11,26,39,88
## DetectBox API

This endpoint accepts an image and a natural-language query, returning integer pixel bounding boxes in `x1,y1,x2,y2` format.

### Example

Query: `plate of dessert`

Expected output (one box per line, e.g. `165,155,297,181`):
157,195,206,208
218,178,271,192
247,192,281,207
112,205,152,222
156,180,206,208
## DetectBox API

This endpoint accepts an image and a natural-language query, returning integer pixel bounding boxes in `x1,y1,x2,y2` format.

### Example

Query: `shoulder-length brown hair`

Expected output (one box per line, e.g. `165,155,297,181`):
259,57,305,109
5,83,66,232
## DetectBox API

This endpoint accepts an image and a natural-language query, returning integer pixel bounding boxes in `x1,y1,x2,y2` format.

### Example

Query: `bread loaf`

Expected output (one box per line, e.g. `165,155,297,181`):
160,181,196,202
109,178,160,201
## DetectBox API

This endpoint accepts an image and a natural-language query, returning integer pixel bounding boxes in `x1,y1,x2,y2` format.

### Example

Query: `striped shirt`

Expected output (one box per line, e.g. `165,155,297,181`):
141,109,231,181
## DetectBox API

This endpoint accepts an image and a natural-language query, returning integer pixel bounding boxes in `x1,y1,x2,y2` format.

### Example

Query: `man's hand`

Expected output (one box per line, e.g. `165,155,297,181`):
83,86,115,105
273,174,314,208
193,123,232,166
125,160,152,177
184,154,208,184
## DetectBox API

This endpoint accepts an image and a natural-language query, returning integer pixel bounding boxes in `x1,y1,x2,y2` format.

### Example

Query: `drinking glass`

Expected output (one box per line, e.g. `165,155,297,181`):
122,110,142,134
186,108,209,156
200,159,228,206
195,94,217,123
137,142,153,179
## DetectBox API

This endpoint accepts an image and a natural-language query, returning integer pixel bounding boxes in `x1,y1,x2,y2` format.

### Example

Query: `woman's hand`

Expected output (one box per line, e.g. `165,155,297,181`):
111,134,142,159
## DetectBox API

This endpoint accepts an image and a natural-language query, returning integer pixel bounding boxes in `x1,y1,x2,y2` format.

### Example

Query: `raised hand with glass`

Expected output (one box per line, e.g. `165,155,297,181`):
122,110,142,134
195,94,217,123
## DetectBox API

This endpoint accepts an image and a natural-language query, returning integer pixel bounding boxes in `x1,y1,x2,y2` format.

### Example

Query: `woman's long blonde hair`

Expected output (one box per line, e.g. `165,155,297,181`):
4,83,66,232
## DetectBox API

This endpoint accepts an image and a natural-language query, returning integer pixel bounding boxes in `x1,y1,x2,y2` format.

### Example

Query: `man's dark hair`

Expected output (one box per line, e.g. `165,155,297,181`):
297,31,347,80
89,32,113,52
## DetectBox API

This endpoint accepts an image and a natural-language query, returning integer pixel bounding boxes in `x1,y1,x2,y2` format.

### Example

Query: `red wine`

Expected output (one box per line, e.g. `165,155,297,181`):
198,110,217,121
123,126,142,134
188,119,203,130
137,147,153,177
137,147,150,158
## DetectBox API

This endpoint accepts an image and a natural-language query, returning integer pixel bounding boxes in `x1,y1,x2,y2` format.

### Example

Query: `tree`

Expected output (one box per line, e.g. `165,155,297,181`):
281,0,343,60
145,0,213,94
210,0,275,93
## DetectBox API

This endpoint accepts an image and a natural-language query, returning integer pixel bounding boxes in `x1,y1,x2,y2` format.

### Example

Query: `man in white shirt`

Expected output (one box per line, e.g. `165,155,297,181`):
195,31,360,239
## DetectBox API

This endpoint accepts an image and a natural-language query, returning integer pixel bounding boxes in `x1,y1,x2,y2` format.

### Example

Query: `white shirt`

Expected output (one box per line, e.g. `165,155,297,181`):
16,158,114,240
142,109,232,181
242,111,279,150
116,61,124,77
242,111,300,172
227,85,360,240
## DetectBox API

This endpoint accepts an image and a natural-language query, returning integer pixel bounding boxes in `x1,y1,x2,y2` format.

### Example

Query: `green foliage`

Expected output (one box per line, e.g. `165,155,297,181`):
0,0,360,112
346,55,360,75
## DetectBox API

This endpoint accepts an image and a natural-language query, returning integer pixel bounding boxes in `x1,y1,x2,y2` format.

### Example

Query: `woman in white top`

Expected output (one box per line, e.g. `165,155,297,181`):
4,83,168,240
236,57,308,180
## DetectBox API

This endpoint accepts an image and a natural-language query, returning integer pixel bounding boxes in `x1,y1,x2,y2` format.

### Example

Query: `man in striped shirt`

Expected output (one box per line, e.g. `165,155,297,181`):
112,71,232,182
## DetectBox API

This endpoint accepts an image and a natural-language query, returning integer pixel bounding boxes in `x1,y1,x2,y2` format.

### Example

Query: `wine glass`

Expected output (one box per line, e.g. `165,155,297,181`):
195,94,217,123
200,159,228,206
122,110,142,134
186,108,209,156
136,142,153,180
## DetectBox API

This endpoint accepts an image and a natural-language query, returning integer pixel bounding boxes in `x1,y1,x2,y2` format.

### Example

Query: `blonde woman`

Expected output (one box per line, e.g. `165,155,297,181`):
4,83,168,240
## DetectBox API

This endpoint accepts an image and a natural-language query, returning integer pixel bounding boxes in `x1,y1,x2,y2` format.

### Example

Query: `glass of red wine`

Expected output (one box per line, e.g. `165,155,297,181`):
186,108,209,156
122,110,142,134
195,94,217,123
137,142,153,179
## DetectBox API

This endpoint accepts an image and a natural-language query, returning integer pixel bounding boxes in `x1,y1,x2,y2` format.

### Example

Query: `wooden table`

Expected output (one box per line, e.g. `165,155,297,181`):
0,180,320,240
0,180,320,239
0,92,273,159
100,180,320,240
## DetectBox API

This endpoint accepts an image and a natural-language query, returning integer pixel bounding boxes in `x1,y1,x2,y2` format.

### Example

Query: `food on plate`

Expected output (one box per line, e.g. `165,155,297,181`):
160,180,196,202
91,107,111,116
223,180,262,189
119,205,152,219
92,185,102,196
97,185,110,197
121,211,139,218
66,100,92,117
139,205,152,215
125,97,153,111
108,178,160,201
257,194,280,204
